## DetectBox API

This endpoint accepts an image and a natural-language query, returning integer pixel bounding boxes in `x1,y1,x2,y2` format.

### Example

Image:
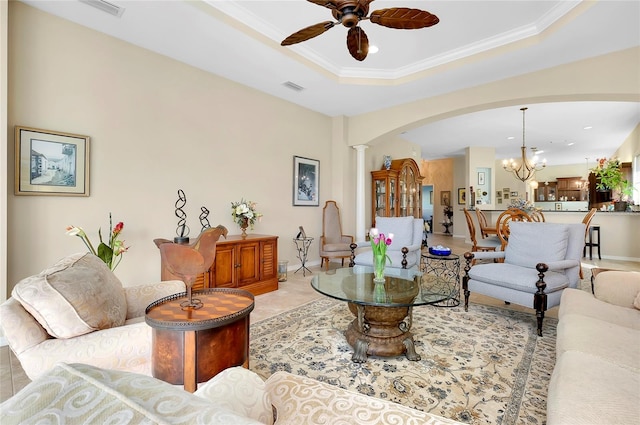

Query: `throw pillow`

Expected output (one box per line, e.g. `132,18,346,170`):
12,253,127,339
505,222,569,269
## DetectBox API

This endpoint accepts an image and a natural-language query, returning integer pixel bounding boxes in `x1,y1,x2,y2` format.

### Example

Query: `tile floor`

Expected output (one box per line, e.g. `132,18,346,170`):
1,233,638,402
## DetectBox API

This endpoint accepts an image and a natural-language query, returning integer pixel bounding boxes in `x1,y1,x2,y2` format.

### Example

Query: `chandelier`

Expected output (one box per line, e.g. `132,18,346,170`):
503,107,546,182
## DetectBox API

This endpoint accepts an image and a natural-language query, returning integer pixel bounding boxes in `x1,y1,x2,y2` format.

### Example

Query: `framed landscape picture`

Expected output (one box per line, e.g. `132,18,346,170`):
293,156,319,206
14,126,90,196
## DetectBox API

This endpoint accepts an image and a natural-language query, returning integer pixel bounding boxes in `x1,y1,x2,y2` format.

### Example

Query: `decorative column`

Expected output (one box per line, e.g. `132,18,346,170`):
353,145,368,242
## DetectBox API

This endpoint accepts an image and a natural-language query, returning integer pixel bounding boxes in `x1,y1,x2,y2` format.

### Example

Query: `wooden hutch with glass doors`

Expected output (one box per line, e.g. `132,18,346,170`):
371,158,424,227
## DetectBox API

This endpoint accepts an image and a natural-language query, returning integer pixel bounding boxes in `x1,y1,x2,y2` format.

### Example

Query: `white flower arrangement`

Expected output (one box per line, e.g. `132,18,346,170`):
231,199,262,229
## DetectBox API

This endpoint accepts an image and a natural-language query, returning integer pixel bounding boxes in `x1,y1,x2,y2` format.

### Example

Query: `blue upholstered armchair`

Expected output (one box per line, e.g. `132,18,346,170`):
462,222,585,336
350,217,424,270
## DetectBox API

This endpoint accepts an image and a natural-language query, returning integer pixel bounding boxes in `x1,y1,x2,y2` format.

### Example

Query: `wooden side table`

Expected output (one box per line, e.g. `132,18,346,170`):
145,288,254,392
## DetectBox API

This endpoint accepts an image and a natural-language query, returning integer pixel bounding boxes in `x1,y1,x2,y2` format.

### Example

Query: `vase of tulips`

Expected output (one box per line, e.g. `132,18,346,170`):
369,228,393,281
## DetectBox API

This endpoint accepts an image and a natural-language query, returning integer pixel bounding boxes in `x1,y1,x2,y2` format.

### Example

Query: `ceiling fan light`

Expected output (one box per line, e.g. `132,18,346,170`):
369,45,379,54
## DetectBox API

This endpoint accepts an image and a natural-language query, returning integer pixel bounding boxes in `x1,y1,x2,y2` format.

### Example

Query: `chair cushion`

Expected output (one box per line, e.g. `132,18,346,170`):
469,263,569,294
504,222,568,269
12,253,127,339
376,216,414,248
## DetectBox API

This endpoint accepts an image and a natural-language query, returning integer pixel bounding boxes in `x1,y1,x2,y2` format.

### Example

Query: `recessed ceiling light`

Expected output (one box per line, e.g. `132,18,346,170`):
567,142,575,146
583,126,593,130
507,136,515,140
369,45,379,54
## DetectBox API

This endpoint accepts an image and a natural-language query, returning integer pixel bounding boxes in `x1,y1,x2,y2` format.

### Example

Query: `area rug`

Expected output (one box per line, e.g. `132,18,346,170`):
250,298,557,425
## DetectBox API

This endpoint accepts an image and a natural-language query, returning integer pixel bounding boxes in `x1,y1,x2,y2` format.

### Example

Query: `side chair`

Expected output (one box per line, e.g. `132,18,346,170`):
463,222,585,336
319,200,353,270
463,208,501,260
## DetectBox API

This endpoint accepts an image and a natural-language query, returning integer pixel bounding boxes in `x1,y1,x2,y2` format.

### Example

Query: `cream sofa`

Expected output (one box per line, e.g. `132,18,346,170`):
0,252,185,380
0,363,466,424
547,270,640,425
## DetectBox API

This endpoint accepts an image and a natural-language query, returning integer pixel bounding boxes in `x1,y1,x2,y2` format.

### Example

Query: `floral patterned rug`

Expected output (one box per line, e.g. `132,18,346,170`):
250,298,557,425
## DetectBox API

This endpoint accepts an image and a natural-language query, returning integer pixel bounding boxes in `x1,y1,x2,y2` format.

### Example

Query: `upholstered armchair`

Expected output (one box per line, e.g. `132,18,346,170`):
319,201,354,270
0,253,185,380
462,222,585,336
350,216,424,270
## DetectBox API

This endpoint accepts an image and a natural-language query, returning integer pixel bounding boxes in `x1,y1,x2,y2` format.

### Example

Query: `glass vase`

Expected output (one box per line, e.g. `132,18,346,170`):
373,252,386,280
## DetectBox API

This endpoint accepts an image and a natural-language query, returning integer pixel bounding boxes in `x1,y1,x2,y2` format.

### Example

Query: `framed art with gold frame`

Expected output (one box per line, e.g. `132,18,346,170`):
15,126,90,196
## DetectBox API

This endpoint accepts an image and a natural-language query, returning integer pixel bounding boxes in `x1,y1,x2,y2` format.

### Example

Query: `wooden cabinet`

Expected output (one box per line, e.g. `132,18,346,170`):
556,177,587,201
371,158,423,227
535,182,557,201
159,234,278,296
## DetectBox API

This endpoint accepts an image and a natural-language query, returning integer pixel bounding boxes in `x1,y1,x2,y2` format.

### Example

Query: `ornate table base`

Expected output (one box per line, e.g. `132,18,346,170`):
345,303,420,363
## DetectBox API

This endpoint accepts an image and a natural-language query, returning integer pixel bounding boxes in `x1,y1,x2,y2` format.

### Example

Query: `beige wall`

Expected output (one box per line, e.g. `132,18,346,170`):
5,2,639,297
6,3,343,291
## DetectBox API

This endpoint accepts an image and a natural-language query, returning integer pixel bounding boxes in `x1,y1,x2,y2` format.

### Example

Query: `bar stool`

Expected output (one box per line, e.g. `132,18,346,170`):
583,224,601,260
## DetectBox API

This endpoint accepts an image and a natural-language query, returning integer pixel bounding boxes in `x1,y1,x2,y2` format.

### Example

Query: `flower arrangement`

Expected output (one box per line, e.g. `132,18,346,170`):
66,213,129,271
231,199,262,230
590,157,634,202
369,228,393,280
510,198,534,211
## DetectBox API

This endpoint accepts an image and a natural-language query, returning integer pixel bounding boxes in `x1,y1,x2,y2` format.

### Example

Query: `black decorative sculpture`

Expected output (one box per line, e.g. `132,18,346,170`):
174,189,190,244
199,206,211,233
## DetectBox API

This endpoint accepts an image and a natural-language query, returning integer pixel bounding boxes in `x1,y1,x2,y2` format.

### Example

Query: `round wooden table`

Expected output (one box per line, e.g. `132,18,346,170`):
145,288,254,392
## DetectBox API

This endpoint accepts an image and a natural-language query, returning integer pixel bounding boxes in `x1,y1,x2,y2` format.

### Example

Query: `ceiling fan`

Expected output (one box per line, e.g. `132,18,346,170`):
280,0,440,61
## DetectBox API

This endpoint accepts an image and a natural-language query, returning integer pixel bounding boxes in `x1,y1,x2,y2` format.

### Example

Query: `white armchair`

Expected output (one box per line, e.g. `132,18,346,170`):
350,217,424,270
462,222,585,336
0,253,185,380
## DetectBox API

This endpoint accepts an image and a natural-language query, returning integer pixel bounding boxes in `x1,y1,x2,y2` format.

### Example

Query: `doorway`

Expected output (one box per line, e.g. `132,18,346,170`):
422,185,433,232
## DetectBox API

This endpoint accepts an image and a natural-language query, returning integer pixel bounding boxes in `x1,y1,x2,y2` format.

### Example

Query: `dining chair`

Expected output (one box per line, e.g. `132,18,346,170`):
463,221,585,336
475,208,496,238
463,208,501,260
319,201,354,270
496,208,532,251
529,209,545,222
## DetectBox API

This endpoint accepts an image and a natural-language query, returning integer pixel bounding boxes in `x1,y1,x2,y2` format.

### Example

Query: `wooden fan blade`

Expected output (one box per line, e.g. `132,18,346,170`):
281,21,336,46
307,0,338,10
369,7,439,29
347,26,368,61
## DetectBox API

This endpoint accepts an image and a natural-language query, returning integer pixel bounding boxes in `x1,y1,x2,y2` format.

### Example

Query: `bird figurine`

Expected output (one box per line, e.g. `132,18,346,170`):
154,225,228,310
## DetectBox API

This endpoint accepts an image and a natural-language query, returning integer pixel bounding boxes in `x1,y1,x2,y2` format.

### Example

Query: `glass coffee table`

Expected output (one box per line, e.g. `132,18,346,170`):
311,266,451,363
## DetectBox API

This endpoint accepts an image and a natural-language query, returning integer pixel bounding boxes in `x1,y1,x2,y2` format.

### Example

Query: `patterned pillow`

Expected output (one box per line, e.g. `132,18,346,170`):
12,253,127,339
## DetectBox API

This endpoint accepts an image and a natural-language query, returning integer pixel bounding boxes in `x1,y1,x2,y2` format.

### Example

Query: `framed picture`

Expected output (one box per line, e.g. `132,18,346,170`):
441,190,451,206
511,191,518,197
457,188,466,205
15,126,90,196
478,172,485,185
293,156,319,206
555,203,562,211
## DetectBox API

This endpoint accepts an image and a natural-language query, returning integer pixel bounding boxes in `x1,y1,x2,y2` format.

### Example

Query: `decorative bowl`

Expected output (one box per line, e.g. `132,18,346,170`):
429,246,451,256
